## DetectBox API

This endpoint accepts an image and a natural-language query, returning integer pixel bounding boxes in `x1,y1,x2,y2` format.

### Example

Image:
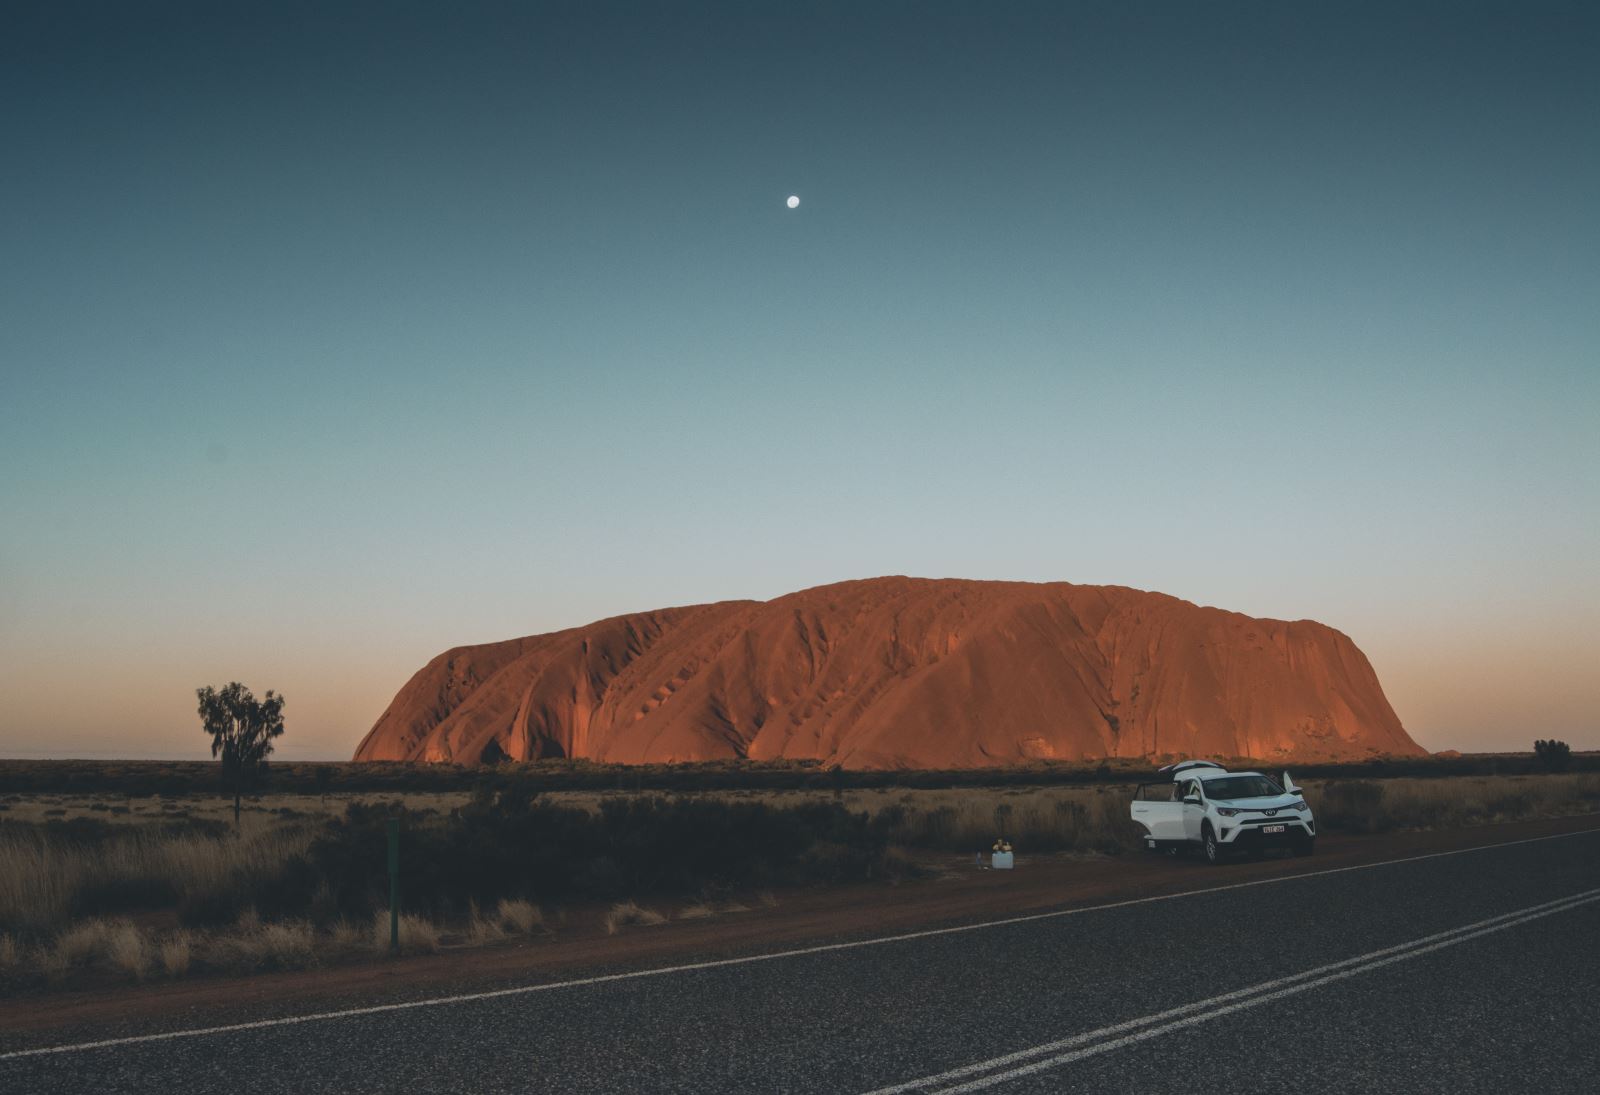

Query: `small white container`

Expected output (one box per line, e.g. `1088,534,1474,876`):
991,851,1014,870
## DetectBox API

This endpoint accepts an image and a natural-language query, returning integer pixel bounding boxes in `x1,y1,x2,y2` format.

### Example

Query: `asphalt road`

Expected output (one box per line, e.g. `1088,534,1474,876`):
5,829,1598,1094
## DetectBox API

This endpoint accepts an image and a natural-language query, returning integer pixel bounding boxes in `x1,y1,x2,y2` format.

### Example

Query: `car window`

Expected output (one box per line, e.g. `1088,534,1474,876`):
1204,775,1285,800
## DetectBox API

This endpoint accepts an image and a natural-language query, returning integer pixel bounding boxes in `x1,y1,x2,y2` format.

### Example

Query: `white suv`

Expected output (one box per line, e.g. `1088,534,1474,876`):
1130,761,1316,863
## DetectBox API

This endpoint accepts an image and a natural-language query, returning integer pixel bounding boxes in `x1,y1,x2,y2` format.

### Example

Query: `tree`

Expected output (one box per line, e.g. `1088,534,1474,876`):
1534,739,1572,773
197,682,286,827
313,764,334,804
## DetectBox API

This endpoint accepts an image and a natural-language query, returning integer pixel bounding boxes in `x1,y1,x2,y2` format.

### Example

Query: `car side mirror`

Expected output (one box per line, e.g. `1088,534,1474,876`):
1183,795,1200,805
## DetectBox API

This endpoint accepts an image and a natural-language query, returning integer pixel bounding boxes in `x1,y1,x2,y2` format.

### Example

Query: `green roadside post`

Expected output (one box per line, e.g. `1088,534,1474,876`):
386,817,400,955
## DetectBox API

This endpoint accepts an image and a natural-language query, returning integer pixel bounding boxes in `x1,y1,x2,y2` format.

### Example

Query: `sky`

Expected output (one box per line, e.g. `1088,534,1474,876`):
1,1,1596,760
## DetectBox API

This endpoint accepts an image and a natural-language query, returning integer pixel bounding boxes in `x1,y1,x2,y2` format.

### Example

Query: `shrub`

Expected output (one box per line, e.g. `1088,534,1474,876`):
106,923,149,980
1486,790,1534,818
33,940,69,977
254,922,317,968
1,818,309,934
604,901,666,934
178,889,246,929
494,898,543,934
329,919,368,954
467,905,505,944
73,875,180,919
1315,781,1391,833
371,912,440,955
210,921,316,972
299,793,893,923
159,932,192,977
54,919,116,967
1534,740,1572,773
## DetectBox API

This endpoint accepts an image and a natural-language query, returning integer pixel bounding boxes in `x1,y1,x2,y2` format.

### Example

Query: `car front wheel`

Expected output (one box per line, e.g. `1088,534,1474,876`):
1203,824,1223,865
1294,839,1315,858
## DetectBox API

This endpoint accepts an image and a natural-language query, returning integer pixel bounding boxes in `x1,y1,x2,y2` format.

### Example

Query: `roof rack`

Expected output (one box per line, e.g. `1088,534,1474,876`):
1157,760,1227,776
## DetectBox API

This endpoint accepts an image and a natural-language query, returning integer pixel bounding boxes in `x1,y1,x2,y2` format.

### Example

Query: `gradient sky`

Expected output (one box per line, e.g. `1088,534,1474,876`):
2,1,1596,760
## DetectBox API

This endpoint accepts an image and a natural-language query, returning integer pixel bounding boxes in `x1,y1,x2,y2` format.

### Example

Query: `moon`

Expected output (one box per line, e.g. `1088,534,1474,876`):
786,195,800,209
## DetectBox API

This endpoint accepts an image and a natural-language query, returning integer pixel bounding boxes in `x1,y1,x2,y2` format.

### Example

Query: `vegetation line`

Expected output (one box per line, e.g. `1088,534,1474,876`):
6,828,1599,1063
2,771,1596,993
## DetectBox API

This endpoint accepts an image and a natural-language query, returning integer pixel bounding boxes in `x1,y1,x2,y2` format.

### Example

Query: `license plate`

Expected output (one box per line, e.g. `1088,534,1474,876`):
1262,824,1286,834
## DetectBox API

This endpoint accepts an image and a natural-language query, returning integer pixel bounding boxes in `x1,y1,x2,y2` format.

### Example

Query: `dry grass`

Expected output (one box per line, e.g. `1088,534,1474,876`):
254,922,317,968
856,787,1142,855
463,900,502,944
371,911,441,955
0,823,314,934
158,932,192,977
845,774,1600,854
463,897,544,944
52,919,117,968
604,901,667,934
208,920,317,972
106,922,149,980
32,940,69,977
1302,773,1600,833
0,791,473,828
494,898,544,935
467,914,504,945
1,771,1593,988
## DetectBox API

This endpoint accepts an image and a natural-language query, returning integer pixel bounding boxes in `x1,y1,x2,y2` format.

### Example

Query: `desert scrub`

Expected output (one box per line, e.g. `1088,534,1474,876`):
371,911,441,955
467,905,505,944
51,918,119,969
330,918,368,951
106,922,150,980
1304,773,1600,834
869,788,1142,856
494,898,543,934
604,901,667,934
158,932,192,977
0,816,313,934
298,793,898,923
1,772,1592,986
208,920,318,973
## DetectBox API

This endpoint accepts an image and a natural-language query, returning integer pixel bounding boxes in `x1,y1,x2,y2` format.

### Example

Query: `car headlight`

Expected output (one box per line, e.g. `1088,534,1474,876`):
1216,807,1241,817
1291,800,1310,811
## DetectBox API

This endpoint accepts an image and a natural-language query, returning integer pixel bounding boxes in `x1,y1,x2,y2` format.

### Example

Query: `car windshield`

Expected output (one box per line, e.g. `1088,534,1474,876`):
1203,775,1285,801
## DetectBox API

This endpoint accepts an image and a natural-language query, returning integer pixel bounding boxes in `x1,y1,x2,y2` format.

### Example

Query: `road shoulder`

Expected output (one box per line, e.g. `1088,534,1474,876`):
4,812,1597,1044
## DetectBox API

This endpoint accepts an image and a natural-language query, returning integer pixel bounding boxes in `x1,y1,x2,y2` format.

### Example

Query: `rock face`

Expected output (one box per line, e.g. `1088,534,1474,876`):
353,577,1422,768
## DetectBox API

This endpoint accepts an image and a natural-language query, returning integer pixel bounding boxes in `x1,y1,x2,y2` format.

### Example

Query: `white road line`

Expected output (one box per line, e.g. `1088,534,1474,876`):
908,889,1600,1093
2,825,1596,1062
862,887,1600,1094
